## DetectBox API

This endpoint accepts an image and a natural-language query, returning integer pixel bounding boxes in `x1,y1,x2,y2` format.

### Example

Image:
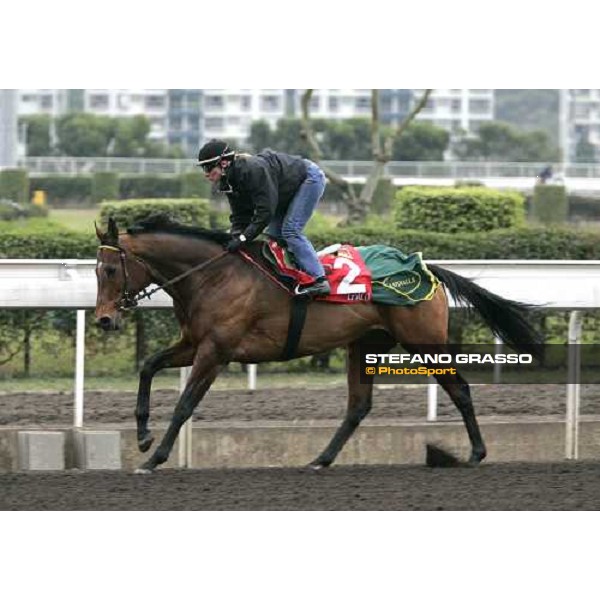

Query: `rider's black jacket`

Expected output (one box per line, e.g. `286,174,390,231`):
220,150,308,240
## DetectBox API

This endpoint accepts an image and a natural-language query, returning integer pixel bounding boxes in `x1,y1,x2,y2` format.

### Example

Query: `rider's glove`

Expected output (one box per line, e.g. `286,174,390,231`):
226,234,247,253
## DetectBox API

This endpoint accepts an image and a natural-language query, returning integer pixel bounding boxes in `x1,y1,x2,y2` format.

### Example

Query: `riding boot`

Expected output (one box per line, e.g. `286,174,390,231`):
294,276,331,297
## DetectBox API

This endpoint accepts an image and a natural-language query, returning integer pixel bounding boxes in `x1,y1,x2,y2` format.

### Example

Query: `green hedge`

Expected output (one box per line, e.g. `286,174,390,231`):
180,171,212,199
395,186,526,233
99,198,211,229
0,220,96,259
309,224,600,260
530,184,568,224
0,169,30,204
30,176,93,206
4,215,600,261
92,172,119,203
120,176,181,200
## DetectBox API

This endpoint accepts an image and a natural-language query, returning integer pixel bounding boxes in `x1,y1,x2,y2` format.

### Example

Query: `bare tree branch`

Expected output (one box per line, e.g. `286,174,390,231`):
384,89,433,158
300,89,361,221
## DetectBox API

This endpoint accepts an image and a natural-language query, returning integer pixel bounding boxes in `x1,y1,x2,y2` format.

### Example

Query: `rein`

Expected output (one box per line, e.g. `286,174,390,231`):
99,244,228,310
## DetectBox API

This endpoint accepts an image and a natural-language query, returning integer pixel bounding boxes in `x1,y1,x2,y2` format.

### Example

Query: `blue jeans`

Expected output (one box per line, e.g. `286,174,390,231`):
267,160,326,279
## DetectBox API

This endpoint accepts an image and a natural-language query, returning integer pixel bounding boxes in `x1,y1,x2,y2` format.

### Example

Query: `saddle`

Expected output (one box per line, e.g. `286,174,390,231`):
259,239,373,303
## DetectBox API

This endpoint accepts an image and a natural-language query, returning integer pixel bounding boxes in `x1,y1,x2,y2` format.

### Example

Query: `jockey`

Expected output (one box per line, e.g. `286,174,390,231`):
197,139,331,297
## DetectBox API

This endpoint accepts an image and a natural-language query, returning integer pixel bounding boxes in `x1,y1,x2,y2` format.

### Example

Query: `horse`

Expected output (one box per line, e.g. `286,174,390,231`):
94,216,541,473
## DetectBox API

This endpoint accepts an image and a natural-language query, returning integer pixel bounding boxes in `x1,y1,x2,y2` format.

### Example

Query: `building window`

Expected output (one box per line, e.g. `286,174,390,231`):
170,117,182,131
206,95,224,109
355,97,370,111
146,95,165,109
469,100,491,114
205,117,224,130
90,94,109,109
451,99,462,113
241,95,252,110
328,97,339,112
40,95,53,109
261,95,280,111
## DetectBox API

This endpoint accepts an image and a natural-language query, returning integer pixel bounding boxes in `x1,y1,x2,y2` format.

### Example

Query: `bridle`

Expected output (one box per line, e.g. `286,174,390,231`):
98,244,228,311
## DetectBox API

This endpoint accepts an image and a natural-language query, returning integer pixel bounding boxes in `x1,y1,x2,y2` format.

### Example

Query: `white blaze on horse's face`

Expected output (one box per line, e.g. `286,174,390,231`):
95,248,124,331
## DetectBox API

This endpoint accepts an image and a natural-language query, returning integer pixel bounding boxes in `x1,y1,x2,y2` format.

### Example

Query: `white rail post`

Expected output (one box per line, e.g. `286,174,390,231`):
566,311,583,460
493,336,503,384
74,310,86,429
248,364,257,392
178,366,193,468
427,377,438,422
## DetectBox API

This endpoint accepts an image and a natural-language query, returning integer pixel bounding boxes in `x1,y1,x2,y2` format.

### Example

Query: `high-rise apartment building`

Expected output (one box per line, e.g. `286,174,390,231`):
0,90,18,167
559,89,600,162
412,89,495,134
14,89,496,154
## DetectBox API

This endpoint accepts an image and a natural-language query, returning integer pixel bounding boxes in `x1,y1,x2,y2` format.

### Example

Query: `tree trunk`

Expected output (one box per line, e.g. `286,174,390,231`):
300,89,360,223
299,89,433,225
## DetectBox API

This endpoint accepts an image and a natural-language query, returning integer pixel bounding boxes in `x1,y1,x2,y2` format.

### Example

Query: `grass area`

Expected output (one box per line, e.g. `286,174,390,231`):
0,371,347,394
47,208,100,234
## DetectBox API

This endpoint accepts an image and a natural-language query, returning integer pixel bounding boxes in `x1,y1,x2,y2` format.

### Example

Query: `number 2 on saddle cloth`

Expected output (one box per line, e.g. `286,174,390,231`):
267,240,373,303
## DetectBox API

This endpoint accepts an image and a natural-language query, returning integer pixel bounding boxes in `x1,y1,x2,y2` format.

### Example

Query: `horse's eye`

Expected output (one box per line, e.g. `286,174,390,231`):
105,266,117,277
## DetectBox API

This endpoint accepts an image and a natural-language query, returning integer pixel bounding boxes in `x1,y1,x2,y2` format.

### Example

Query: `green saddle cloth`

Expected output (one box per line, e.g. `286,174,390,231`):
357,244,439,306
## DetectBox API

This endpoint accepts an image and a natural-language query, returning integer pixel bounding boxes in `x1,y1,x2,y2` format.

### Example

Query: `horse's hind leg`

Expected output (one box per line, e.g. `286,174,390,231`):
135,340,195,453
310,332,394,469
434,369,487,464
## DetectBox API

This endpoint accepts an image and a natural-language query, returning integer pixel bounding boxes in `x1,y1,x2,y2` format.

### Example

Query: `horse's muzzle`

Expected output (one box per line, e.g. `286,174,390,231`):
96,315,121,331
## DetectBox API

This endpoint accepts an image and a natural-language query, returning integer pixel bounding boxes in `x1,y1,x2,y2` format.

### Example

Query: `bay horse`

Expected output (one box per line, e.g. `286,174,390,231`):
94,216,541,473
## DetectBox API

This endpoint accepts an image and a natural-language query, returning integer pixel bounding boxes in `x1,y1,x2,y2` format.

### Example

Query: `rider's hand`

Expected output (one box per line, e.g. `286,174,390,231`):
226,234,247,253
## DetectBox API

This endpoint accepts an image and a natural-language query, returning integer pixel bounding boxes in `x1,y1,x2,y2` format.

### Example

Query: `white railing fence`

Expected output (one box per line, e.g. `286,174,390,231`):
2,259,600,460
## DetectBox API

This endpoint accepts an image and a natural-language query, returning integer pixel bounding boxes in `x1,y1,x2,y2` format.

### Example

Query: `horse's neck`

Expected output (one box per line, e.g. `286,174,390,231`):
124,234,219,279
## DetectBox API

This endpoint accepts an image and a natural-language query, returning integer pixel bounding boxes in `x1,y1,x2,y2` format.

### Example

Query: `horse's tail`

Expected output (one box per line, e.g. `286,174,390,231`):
428,264,543,354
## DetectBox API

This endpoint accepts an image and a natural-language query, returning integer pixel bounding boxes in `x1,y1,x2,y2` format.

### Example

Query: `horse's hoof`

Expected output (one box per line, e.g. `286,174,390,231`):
307,461,329,472
138,434,154,453
134,467,154,475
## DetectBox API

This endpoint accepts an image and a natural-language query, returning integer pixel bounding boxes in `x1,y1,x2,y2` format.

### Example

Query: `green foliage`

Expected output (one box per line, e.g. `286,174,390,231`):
92,172,119,203
452,121,560,162
574,138,597,163
19,115,53,155
394,186,526,233
180,171,212,199
308,224,600,260
54,113,179,158
248,118,450,161
30,176,93,206
0,220,96,259
0,200,47,221
208,207,231,230
56,113,114,156
99,198,210,229
530,185,568,224
392,121,449,161
120,176,182,199
0,169,30,204
112,116,151,156
495,90,559,145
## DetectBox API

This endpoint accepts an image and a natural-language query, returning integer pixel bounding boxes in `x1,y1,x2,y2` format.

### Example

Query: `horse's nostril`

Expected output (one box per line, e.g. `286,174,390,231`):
97,316,112,329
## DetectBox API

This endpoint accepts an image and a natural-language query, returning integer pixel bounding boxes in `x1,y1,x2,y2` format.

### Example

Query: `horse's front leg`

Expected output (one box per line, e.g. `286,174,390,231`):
136,340,220,473
135,340,196,453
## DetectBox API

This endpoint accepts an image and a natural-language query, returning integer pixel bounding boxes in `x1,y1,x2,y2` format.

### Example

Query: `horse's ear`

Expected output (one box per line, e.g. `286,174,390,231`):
94,221,104,242
107,217,119,244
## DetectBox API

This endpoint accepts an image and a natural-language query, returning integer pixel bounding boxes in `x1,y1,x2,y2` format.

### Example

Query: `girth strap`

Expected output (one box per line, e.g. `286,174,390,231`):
281,296,310,361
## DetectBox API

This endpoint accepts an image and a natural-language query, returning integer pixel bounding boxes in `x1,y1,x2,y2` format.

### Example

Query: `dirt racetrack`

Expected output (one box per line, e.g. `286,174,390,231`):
1,383,600,427
2,462,600,510
2,384,600,510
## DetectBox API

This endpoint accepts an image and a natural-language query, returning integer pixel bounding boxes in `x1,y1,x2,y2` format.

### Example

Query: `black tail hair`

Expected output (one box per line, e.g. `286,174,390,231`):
428,264,543,355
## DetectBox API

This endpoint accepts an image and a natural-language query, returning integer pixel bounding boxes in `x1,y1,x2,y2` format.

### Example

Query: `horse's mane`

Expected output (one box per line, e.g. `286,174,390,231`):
126,214,231,246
